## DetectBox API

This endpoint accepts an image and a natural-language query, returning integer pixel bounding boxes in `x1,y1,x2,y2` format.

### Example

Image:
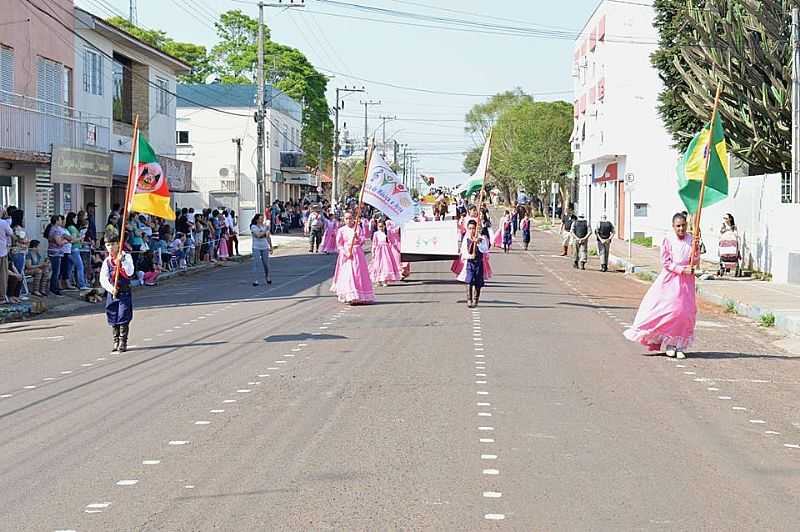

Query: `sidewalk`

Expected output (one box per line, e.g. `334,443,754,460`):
0,232,313,324
605,238,800,336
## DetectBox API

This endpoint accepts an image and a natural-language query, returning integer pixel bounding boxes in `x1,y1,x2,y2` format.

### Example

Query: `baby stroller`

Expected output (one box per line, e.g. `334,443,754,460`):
718,231,741,277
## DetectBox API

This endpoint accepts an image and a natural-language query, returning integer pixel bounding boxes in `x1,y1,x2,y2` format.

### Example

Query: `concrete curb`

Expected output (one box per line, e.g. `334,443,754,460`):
607,251,800,336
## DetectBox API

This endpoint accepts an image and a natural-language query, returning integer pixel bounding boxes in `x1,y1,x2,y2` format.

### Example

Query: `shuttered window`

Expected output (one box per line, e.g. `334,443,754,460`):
36,56,64,115
83,48,103,96
0,45,14,102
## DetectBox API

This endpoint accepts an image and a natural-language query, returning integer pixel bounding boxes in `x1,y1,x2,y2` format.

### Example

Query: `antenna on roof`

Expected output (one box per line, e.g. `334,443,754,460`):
129,0,138,25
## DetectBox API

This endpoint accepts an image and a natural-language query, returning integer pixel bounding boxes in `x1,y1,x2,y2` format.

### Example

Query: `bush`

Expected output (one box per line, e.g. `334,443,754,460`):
760,313,776,327
724,300,737,314
631,236,653,248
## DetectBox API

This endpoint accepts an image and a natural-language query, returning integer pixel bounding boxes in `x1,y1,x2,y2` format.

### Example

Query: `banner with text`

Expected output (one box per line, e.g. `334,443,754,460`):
362,152,415,224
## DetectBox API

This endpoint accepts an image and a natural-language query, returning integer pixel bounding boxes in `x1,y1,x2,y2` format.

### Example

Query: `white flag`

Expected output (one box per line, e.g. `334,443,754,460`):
362,152,415,224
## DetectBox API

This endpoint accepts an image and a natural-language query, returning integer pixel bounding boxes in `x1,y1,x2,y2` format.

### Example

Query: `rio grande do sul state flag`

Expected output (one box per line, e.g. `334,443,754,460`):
127,131,175,220
362,152,415,224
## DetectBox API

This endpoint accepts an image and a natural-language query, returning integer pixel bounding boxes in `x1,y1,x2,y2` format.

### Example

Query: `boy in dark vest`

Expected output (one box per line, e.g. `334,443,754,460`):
99,236,135,353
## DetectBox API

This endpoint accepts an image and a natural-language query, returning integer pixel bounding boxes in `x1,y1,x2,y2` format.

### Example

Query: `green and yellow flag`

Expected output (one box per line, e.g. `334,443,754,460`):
677,113,729,214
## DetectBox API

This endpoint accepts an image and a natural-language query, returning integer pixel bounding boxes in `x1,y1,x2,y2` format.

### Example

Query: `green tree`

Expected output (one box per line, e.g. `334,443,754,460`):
652,0,796,173
107,16,210,83
463,89,534,202
209,10,332,168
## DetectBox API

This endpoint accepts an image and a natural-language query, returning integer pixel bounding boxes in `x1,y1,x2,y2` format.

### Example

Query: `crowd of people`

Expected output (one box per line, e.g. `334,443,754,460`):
0,202,243,306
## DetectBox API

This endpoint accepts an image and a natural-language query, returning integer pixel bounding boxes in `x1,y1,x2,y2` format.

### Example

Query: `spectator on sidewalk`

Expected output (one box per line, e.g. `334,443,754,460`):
595,215,615,272
45,214,67,296
570,214,591,270
104,213,120,244
307,205,324,253
136,250,161,286
26,240,49,297
559,208,576,256
10,209,28,284
86,202,97,243
66,212,89,289
228,212,240,256
0,207,14,304
169,233,187,270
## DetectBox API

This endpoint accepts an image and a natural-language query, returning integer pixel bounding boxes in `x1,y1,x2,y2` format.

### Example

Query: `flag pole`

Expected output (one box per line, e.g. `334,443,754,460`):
113,115,140,295
350,142,375,256
472,129,493,253
690,83,722,272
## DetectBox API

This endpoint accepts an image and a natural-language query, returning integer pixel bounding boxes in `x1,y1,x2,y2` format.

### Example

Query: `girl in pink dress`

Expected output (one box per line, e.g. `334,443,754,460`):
385,220,409,279
331,211,375,305
321,214,339,254
624,212,698,358
369,219,402,286
217,226,230,260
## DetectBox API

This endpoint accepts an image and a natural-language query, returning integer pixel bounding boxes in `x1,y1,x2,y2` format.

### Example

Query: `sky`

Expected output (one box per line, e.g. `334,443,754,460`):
75,0,603,187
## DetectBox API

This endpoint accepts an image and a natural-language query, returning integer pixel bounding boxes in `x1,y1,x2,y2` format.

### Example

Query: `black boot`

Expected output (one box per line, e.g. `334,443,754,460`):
119,323,129,353
467,285,474,308
474,287,482,307
111,325,120,354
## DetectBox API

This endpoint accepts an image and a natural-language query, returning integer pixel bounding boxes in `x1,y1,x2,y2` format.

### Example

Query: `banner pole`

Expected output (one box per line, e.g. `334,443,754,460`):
113,115,139,295
350,143,374,256
690,83,722,272
472,129,493,254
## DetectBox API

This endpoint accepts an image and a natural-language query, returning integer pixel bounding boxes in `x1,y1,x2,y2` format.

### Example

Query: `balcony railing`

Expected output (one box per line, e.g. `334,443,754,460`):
0,90,110,156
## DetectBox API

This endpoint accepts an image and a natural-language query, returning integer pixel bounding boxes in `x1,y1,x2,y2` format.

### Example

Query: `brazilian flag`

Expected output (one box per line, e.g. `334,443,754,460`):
677,113,729,214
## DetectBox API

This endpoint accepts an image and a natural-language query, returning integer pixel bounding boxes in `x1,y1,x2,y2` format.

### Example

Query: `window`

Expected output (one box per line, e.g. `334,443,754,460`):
0,45,14,100
112,53,132,124
83,48,103,95
37,56,64,115
781,171,793,203
282,122,289,151
63,66,72,108
176,130,190,144
155,77,168,115
634,203,649,217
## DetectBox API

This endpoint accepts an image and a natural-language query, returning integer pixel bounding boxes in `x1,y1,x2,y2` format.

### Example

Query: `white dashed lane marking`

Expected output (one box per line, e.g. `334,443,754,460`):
116,480,138,486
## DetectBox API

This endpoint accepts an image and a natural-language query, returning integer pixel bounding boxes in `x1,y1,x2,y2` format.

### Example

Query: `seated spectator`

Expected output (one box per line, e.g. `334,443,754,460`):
136,250,161,286
170,232,187,269
26,240,50,297
6,258,23,304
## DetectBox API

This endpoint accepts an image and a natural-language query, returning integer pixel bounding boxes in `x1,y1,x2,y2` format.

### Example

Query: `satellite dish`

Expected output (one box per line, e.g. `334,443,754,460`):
219,167,230,178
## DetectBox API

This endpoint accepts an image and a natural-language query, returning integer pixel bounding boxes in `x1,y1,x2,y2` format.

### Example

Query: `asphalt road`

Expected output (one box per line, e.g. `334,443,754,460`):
1,231,799,531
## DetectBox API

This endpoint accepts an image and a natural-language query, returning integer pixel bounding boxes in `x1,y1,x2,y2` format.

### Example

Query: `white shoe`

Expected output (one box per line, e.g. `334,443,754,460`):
676,351,686,359
666,347,676,358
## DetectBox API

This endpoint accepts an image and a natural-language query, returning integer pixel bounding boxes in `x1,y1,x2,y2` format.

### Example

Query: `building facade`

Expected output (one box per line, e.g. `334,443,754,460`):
0,0,107,236
571,0,683,242
74,8,191,225
175,84,313,224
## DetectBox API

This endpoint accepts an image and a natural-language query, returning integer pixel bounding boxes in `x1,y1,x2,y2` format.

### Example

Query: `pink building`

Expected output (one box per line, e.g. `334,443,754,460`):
0,0,111,236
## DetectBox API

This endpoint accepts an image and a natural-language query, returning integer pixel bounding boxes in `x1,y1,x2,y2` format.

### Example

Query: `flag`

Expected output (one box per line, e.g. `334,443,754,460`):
461,131,492,197
362,152,415,224
129,131,176,220
677,113,729,214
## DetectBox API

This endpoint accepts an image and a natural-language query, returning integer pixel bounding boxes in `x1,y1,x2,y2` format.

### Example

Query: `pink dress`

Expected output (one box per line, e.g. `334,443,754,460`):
331,225,375,304
624,234,697,351
386,222,409,278
451,220,467,275
218,235,229,259
321,219,339,254
369,230,402,283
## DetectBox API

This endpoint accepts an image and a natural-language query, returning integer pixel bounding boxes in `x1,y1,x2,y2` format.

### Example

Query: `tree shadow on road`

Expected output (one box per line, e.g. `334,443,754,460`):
679,351,800,361
264,333,347,343
559,302,636,310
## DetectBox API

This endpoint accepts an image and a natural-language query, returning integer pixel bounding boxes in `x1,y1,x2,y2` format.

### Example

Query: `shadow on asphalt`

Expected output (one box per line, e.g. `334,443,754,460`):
265,333,347,343
559,302,636,310
679,351,800,361
126,341,227,351
0,323,72,334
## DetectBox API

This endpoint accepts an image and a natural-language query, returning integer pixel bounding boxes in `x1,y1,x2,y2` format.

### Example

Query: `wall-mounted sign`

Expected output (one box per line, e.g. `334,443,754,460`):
158,155,193,193
50,146,112,187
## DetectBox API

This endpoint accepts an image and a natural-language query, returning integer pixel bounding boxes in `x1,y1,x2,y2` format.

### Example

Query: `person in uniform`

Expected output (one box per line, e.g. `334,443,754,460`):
559,208,576,256
99,236,135,353
570,214,591,270
595,214,615,272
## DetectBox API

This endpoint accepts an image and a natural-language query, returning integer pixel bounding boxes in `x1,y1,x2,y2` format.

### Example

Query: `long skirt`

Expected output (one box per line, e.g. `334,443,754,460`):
624,270,696,351
106,290,133,326
331,247,375,304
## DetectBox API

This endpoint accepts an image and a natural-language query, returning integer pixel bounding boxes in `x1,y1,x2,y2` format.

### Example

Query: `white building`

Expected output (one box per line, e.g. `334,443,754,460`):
571,0,683,242
72,8,191,224
175,84,315,221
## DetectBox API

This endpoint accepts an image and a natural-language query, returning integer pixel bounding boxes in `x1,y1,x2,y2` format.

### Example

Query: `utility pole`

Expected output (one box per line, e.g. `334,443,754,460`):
232,137,242,224
378,115,397,157
401,144,408,186
360,99,381,164
793,7,799,202
333,85,365,204
255,1,305,216
129,0,137,24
